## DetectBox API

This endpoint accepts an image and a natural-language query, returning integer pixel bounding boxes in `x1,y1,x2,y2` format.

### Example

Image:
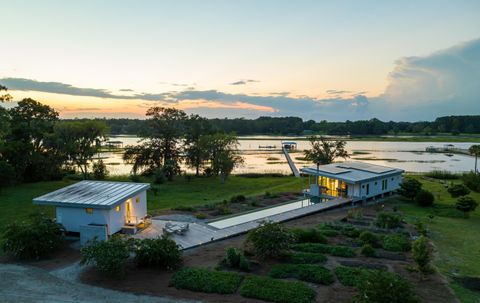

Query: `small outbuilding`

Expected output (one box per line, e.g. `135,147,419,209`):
33,181,150,237
301,161,404,200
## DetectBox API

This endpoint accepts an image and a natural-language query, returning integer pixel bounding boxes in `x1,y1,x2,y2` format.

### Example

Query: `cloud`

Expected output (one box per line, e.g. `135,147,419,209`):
380,38,480,120
119,88,134,92
230,79,259,85
326,90,351,95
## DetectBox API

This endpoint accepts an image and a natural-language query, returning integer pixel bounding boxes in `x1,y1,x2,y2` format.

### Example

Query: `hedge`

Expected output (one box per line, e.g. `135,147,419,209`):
288,252,328,264
292,243,356,257
240,275,316,303
269,264,334,285
334,266,372,287
169,267,243,294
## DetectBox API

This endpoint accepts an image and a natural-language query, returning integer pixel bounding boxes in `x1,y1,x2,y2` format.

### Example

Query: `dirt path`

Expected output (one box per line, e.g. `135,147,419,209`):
0,263,197,303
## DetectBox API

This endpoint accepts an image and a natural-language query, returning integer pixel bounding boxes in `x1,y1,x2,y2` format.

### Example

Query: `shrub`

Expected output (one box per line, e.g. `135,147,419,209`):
195,212,208,219
173,205,196,212
412,236,433,275
359,231,379,247
92,160,108,180
455,196,479,218
269,264,334,285
291,228,327,244
134,236,182,270
240,275,316,303
319,229,339,237
425,170,458,180
230,194,246,203
292,243,356,257
287,252,327,264
80,236,133,277
153,168,166,184
462,172,480,192
2,213,65,260
447,184,471,198
414,189,435,207
382,234,411,252
170,267,243,294
335,266,371,286
347,208,363,219
216,204,232,215
317,222,343,231
354,270,418,303
398,178,422,200
246,221,296,259
224,247,250,271
341,225,361,238
361,244,376,257
375,212,402,229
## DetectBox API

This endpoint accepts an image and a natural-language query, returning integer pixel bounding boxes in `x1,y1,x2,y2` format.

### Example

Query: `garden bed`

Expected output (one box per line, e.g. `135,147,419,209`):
80,204,458,303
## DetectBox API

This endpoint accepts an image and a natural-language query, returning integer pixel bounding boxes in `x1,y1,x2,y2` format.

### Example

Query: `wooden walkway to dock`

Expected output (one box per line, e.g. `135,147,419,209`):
282,147,301,177
135,197,352,250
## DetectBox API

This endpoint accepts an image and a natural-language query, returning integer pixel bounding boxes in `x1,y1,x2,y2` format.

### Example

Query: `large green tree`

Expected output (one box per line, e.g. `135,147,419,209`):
54,120,107,179
469,145,480,174
202,133,243,181
303,136,349,170
4,99,61,181
184,114,214,176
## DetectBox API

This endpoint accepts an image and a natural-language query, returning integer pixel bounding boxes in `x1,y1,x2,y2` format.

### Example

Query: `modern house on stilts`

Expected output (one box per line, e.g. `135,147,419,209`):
300,161,404,201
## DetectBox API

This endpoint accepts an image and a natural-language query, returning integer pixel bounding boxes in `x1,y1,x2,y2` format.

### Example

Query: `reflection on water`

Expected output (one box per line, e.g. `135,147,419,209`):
100,135,476,175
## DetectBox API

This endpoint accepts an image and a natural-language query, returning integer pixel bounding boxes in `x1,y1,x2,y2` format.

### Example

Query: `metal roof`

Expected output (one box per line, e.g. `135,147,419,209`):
300,161,404,183
33,181,150,209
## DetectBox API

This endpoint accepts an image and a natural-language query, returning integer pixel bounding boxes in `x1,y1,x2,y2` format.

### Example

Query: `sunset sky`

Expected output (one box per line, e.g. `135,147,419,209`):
1,0,480,121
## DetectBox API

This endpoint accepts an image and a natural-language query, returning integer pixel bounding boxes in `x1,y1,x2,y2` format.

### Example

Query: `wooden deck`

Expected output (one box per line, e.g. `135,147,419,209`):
134,197,353,250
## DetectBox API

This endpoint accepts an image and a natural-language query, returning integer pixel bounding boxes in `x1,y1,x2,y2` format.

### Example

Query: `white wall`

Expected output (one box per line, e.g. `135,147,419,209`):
56,190,148,235
358,173,402,199
56,207,110,233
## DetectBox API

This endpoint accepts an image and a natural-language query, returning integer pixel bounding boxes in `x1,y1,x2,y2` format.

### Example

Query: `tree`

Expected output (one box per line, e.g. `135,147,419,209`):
184,115,214,176
202,133,243,181
303,136,348,170
398,178,422,200
0,161,14,193
92,160,108,180
412,236,433,275
246,221,295,259
414,189,435,207
54,120,107,179
447,184,470,198
2,213,65,260
123,142,163,175
5,99,61,181
0,84,12,102
455,196,478,218
143,107,187,180
469,145,480,174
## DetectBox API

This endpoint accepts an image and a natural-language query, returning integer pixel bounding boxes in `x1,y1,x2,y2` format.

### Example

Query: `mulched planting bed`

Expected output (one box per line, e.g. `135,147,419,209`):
337,260,388,270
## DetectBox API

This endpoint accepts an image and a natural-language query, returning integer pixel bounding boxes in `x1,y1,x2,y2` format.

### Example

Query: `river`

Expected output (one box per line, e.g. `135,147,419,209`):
99,135,476,175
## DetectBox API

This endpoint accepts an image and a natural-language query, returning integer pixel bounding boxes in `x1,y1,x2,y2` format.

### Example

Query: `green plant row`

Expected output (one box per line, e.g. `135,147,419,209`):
292,243,356,257
169,267,243,294
269,263,334,285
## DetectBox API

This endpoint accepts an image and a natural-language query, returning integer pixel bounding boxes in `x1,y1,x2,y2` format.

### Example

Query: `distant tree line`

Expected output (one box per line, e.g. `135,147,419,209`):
69,115,480,136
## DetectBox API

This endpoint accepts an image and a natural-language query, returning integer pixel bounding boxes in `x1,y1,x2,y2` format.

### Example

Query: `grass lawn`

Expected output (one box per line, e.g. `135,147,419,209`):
0,175,305,232
388,175,480,303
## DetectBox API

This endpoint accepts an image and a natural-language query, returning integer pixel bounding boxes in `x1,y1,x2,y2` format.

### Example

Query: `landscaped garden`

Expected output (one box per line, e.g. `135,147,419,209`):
74,205,457,303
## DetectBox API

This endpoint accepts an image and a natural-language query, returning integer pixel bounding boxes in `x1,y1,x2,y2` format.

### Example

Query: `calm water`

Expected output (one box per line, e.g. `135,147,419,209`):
100,135,476,175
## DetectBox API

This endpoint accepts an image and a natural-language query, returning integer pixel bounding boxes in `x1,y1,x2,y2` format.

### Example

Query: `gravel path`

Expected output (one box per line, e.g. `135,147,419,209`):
0,263,197,303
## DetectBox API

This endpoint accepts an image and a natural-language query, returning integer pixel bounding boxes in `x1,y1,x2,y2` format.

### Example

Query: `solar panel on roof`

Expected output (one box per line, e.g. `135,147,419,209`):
338,162,394,174
316,166,350,174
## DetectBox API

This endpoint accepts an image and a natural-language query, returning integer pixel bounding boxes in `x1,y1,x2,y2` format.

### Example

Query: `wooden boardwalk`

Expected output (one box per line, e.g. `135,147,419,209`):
135,197,352,250
282,147,301,177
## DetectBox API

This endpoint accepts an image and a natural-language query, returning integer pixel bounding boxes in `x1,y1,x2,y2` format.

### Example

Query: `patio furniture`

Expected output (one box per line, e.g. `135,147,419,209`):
162,222,189,235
